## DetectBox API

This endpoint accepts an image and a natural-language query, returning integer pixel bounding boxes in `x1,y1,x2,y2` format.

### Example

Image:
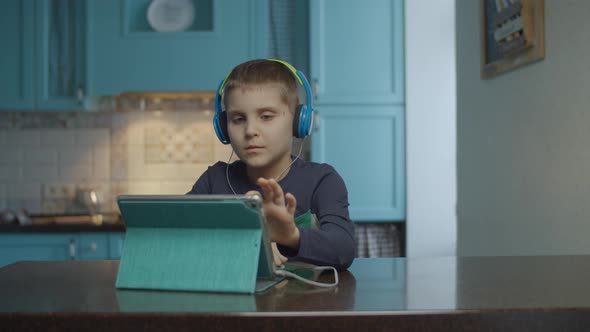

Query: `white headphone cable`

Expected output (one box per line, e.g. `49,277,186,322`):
274,265,339,288
226,150,238,195
275,137,305,181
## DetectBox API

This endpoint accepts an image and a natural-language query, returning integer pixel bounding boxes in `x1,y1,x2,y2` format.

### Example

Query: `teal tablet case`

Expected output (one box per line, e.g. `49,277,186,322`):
115,195,280,294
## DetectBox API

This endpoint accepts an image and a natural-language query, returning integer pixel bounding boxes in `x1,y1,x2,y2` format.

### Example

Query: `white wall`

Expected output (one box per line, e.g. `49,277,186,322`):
406,0,457,257
456,0,590,255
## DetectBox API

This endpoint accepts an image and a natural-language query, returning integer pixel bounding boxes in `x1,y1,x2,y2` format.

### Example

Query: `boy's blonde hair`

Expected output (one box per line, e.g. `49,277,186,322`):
222,59,299,113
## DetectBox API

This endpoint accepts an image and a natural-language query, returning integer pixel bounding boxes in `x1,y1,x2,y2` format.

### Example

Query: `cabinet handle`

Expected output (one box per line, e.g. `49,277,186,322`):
69,239,76,259
313,79,320,100
77,85,85,104
313,110,320,132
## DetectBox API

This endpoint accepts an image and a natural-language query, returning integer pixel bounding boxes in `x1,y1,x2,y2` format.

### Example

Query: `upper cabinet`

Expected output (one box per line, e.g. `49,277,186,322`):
0,0,36,110
0,0,87,111
87,0,269,95
37,0,87,109
0,0,270,110
309,0,404,105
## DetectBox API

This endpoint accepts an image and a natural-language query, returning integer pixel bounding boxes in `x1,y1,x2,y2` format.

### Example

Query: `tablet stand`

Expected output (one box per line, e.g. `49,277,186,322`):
115,198,276,294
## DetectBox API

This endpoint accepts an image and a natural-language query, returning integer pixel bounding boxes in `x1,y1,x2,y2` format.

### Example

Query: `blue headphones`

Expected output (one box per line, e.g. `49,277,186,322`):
213,59,314,144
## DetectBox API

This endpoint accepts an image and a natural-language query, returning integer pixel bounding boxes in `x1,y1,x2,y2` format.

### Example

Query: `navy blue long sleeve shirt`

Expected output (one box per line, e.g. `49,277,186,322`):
187,158,355,270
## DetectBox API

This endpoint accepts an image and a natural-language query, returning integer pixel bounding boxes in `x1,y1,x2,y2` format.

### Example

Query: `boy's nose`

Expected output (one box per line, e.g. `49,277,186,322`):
245,120,259,136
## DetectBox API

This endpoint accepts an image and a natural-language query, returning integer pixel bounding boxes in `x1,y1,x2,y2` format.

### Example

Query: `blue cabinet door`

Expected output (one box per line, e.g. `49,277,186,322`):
87,0,269,95
35,0,87,110
77,233,110,260
310,0,405,221
313,106,405,221
0,0,35,110
77,232,125,260
0,233,77,267
0,232,126,267
0,0,86,111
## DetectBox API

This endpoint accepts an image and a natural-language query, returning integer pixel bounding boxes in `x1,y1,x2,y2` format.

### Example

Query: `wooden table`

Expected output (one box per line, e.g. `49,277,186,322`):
2,256,590,331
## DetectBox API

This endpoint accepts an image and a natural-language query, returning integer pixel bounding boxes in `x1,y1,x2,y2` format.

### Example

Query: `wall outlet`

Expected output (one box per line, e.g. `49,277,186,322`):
42,200,68,214
43,183,75,199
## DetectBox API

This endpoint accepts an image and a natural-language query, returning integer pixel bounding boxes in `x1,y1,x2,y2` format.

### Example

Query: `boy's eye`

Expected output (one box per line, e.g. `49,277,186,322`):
230,116,245,124
261,114,274,121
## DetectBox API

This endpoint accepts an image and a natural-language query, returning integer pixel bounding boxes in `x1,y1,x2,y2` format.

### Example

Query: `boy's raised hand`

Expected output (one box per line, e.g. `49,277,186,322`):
246,178,301,250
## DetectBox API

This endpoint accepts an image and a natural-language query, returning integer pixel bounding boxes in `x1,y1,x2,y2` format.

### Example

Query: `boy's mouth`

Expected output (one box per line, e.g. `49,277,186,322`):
246,145,264,151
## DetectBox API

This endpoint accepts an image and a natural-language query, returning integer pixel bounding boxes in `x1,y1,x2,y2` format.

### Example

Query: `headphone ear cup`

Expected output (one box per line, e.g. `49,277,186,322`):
297,104,313,139
213,110,230,144
293,104,303,138
213,78,230,144
219,111,229,143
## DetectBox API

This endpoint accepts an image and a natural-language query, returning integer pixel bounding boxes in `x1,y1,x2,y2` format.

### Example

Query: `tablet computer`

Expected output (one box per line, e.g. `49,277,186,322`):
115,194,282,294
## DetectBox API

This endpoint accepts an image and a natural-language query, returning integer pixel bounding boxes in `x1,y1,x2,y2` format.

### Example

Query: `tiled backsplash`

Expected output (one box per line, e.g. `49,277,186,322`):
0,95,233,215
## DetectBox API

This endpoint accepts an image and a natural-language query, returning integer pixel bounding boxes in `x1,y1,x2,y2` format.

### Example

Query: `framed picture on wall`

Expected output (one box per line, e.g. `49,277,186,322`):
480,0,545,79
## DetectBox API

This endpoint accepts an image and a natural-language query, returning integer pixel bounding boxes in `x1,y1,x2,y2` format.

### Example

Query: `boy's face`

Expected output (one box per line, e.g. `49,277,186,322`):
225,83,293,178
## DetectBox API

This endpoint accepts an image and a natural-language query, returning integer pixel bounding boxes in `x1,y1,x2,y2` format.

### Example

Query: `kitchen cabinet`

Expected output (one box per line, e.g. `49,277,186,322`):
77,232,125,260
310,0,405,222
0,0,87,111
0,232,125,268
87,0,270,95
0,0,35,109
2,0,270,107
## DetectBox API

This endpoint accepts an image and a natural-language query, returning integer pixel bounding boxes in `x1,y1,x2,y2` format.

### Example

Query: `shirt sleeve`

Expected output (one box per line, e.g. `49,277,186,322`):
187,168,212,195
278,165,355,270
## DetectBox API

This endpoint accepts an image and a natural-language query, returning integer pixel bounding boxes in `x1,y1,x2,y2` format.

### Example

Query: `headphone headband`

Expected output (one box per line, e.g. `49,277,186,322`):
266,58,303,85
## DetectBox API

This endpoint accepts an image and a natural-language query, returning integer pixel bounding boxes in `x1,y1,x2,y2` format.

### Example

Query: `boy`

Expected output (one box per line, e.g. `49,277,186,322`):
188,59,355,270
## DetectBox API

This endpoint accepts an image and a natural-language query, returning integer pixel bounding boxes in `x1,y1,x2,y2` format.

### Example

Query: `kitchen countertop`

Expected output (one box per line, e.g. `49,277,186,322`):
0,223,125,232
0,213,125,232
2,256,590,331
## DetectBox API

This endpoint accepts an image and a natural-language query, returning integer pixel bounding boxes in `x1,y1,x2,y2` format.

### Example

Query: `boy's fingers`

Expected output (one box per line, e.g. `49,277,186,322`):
285,193,296,215
269,179,284,205
259,178,284,205
245,190,261,198
271,242,288,266
257,178,273,202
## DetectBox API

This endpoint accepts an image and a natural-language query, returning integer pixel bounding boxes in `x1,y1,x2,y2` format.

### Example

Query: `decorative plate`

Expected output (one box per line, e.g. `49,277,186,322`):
147,0,195,32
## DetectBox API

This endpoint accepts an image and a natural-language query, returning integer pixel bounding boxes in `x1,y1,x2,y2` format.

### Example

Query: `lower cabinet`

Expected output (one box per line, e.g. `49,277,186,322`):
0,232,125,268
